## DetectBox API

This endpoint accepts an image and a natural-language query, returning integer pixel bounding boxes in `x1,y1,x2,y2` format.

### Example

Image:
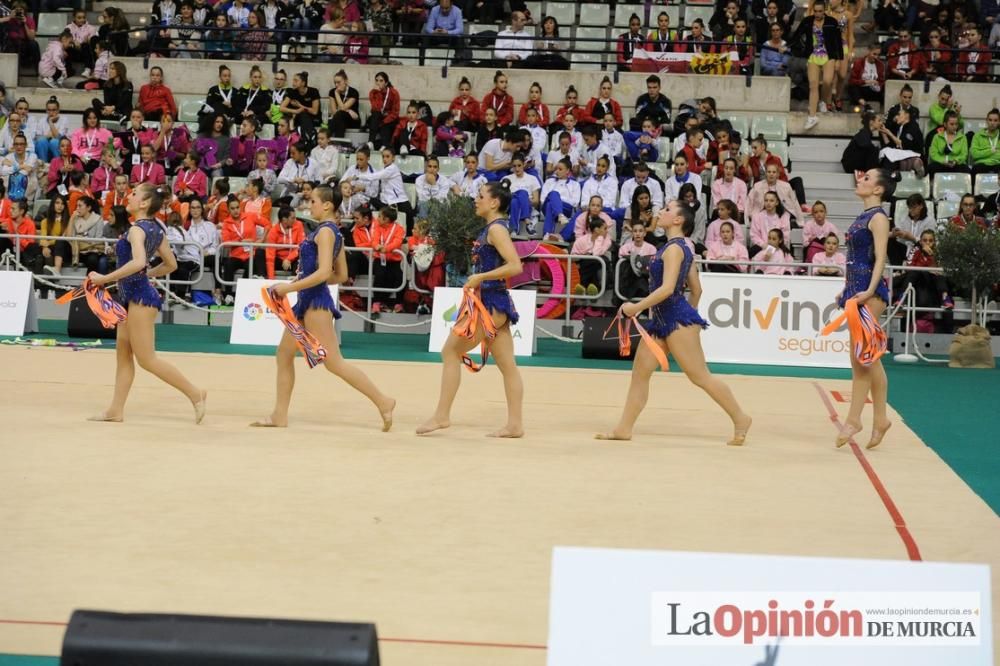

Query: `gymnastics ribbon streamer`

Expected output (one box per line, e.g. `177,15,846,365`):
55,279,128,329
451,286,498,373
604,314,670,371
260,286,328,369
821,298,887,366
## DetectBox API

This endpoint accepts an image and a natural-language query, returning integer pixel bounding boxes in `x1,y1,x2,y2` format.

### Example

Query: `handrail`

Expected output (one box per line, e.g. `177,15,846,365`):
0,232,205,286
122,24,758,76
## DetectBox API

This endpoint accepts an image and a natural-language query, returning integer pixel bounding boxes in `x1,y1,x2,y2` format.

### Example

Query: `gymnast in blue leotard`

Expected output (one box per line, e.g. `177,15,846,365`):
252,184,395,430
417,180,525,438
835,168,895,450
87,183,206,424
597,201,752,445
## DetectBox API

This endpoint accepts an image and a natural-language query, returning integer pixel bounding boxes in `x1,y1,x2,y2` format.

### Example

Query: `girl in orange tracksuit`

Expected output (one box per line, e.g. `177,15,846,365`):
220,196,269,299
265,207,306,279
353,205,405,313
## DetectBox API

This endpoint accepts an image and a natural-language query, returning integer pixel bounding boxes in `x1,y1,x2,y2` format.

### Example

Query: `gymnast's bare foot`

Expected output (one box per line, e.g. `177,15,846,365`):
88,411,123,423
416,416,450,435
192,390,207,425
487,425,523,438
728,414,752,446
379,397,396,432
595,430,631,441
866,420,892,449
835,420,863,448
250,415,287,428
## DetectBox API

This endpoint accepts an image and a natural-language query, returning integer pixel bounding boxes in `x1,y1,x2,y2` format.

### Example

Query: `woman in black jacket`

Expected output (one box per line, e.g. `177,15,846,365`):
840,111,882,173
791,0,842,131
91,60,133,125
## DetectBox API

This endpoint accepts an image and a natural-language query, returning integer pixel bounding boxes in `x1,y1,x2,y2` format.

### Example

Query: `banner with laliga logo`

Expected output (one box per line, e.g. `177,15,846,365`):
428,287,537,356
229,278,339,345
698,274,851,368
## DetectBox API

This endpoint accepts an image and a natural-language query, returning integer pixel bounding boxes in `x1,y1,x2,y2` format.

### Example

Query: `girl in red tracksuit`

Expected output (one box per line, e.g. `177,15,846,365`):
367,71,400,151
449,76,481,131
220,196,269,299
481,70,515,127
392,103,429,156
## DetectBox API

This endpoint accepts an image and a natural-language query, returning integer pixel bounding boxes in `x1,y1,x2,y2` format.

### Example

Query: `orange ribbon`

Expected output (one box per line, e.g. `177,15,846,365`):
55,279,128,329
604,314,670,371
821,298,887,366
261,286,328,369
451,287,499,373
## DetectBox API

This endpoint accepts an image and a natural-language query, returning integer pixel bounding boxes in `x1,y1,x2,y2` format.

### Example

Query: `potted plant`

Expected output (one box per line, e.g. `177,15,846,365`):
936,221,1000,368
426,195,484,287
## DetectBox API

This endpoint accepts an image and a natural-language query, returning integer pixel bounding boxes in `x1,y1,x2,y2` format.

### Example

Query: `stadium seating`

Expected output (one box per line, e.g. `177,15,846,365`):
750,115,788,142
974,173,999,198
936,200,959,220
933,173,972,201
544,2,577,26
578,3,611,27
895,173,930,199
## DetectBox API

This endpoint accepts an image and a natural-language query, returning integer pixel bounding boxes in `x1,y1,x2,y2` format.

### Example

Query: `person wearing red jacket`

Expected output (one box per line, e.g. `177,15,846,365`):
582,76,624,127
923,29,952,81
219,196,269,299
0,199,40,267
449,76,481,131
392,103,429,156
957,26,990,83
848,45,888,108
367,71,400,151
738,136,787,184
517,82,551,128
680,129,711,175
481,70,515,127
265,206,306,279
367,206,405,313
616,14,645,71
551,85,583,134
137,66,177,122
886,29,925,80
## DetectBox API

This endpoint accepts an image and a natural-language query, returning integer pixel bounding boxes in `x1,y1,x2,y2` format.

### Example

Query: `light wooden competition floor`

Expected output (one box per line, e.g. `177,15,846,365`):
1,346,998,665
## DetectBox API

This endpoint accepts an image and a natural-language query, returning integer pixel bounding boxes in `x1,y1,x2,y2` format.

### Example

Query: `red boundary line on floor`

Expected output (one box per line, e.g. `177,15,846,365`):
812,382,923,561
0,619,546,651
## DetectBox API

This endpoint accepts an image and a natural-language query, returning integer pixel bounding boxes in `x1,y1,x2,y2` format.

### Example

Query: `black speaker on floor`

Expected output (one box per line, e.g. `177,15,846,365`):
581,317,640,361
61,610,380,666
67,300,118,339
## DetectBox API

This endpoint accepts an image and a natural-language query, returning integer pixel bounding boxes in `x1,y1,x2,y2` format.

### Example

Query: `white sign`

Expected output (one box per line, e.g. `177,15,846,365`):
548,547,993,666
698,273,851,368
0,270,37,336
428,287,537,357
229,278,339,346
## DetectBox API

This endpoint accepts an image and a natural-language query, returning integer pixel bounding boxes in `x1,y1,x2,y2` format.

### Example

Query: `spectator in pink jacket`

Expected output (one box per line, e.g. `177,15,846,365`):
751,228,794,275
711,158,748,216
39,31,73,89
706,220,750,272
70,109,117,168
704,199,746,247
810,233,846,276
66,9,99,76
801,200,839,263
571,195,616,240
572,215,614,295
748,191,790,255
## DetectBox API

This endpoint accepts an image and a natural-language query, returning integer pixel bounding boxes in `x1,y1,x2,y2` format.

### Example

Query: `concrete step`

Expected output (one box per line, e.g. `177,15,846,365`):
793,160,844,174
787,111,859,138
797,171,855,190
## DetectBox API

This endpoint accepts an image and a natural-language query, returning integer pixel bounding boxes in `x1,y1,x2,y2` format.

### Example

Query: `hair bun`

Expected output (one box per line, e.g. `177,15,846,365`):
499,180,512,192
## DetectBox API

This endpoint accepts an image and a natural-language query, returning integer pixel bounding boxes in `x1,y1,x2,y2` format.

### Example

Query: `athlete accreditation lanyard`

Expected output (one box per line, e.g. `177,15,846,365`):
182,169,197,190
245,86,261,110
84,129,99,158
138,161,153,182
375,223,394,266
218,85,233,106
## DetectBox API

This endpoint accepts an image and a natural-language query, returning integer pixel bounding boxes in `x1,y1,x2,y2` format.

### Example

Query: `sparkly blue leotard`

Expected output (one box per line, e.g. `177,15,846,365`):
472,219,519,324
292,222,344,321
646,237,709,338
116,219,165,309
839,206,890,307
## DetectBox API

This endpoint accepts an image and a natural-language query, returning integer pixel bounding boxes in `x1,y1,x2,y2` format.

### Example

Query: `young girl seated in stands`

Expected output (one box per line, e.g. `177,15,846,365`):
752,228,794,275
452,154,486,200
748,191,790,256
570,195,616,242
623,118,660,163
705,199,745,247
678,182,707,255
571,215,613,297
392,103,428,157
433,111,467,157
247,149,278,198
407,218,444,315
706,220,750,272
802,200,839,263
164,211,200,299
810,233,846,276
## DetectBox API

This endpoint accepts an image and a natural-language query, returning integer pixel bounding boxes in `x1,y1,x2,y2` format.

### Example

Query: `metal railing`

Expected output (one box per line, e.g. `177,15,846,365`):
120,24,758,81
0,232,205,286
215,240,407,329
